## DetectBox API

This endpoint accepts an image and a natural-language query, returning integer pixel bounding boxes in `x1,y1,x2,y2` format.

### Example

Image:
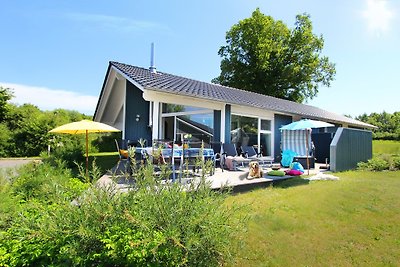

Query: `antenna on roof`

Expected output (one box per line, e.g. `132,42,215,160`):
149,42,157,73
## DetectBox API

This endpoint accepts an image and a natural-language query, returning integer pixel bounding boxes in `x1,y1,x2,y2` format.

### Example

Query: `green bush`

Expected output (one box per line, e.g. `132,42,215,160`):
390,157,400,170
0,157,240,266
10,161,88,203
44,136,85,169
92,131,122,152
0,173,19,230
0,123,12,157
357,156,391,171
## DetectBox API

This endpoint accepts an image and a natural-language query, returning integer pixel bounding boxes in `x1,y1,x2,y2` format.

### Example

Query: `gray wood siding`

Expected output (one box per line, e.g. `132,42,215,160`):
224,105,231,143
330,128,373,172
124,81,152,145
213,110,221,142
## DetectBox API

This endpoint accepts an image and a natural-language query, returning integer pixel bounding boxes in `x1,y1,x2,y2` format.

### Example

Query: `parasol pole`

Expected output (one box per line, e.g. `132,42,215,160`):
86,129,89,178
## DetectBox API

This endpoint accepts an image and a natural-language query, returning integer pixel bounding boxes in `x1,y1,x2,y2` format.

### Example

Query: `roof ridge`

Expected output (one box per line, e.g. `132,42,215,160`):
111,61,304,103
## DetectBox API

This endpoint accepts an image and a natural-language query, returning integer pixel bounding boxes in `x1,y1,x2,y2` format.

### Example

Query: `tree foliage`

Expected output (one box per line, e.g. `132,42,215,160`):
356,111,400,140
0,87,13,122
0,88,91,157
213,8,336,103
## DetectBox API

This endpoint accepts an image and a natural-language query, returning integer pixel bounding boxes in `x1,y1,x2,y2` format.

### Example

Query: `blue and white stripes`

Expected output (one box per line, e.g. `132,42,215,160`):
281,129,312,156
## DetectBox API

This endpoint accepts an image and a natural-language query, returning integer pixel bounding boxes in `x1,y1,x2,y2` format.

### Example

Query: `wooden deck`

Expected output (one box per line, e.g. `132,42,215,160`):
97,162,329,192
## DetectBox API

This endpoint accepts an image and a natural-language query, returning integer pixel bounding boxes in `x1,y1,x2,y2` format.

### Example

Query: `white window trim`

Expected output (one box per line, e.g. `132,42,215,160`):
231,113,274,157
221,104,226,143
152,101,160,140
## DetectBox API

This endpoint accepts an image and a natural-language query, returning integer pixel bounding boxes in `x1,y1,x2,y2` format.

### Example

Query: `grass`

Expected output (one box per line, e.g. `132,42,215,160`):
88,152,119,175
373,140,400,155
68,142,400,265
226,171,400,266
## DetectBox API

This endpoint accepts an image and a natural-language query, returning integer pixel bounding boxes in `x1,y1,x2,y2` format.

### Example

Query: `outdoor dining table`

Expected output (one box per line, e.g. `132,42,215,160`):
135,147,214,181
136,147,214,158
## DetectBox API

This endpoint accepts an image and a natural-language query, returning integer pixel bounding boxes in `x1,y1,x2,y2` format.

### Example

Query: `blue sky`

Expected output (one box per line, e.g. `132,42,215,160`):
0,0,398,116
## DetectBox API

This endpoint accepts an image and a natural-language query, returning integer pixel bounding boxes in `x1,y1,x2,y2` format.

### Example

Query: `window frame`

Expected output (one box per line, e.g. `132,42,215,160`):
231,113,274,157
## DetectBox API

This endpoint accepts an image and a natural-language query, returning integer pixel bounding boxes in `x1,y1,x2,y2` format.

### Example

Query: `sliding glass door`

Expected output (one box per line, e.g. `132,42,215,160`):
231,114,273,156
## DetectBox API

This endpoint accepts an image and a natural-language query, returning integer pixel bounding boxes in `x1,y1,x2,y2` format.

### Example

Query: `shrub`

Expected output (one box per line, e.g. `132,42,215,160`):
9,161,89,204
0,157,241,266
357,157,390,171
44,137,85,169
0,173,20,230
390,157,400,170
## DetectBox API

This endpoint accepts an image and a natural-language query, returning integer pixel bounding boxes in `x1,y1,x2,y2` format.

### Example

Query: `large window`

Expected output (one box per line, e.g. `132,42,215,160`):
231,115,258,147
161,104,214,144
231,114,272,156
260,119,272,156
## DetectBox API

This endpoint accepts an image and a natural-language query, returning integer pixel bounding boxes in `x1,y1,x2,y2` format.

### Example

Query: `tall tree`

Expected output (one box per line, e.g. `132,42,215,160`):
0,87,13,121
357,111,400,140
213,8,336,103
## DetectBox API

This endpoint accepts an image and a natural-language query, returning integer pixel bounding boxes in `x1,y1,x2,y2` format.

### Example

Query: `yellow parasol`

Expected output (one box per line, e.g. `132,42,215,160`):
49,120,121,176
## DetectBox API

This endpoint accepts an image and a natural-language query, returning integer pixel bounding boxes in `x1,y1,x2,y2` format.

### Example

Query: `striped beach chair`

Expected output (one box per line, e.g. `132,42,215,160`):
281,129,313,157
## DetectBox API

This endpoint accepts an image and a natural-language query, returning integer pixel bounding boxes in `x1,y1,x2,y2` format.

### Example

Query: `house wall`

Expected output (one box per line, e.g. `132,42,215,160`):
224,105,231,143
330,127,373,172
94,72,125,130
274,114,293,161
124,81,152,145
213,110,221,142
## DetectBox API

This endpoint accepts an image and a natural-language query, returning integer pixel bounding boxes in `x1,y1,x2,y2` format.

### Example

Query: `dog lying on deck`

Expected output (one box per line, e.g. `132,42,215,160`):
248,161,263,179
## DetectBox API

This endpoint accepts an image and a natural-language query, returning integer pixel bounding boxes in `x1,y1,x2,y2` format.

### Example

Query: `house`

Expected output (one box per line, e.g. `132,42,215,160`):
94,61,375,171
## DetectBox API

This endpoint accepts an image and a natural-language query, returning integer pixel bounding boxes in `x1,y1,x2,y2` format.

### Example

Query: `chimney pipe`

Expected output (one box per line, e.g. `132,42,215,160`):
149,42,157,73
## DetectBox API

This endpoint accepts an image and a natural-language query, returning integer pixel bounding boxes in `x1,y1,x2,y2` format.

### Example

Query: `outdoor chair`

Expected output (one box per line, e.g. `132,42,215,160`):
222,143,252,170
181,139,202,175
241,145,274,167
114,139,131,175
211,141,224,172
151,139,178,181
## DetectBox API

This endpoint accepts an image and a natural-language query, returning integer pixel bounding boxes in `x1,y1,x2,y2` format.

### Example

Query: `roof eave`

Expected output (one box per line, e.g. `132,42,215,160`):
93,62,112,121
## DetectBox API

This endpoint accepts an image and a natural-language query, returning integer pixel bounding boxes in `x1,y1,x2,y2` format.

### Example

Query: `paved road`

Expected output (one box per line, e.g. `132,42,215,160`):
0,159,39,169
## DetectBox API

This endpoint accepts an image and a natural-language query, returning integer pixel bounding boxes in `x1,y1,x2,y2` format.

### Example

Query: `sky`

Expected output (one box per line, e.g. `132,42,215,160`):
0,0,398,117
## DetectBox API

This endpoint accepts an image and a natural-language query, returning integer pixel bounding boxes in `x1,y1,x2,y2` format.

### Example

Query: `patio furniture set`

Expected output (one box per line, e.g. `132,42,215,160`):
116,139,274,180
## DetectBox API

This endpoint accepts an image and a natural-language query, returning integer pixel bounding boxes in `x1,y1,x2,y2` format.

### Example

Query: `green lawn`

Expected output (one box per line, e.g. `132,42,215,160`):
89,141,400,265
226,171,400,266
88,152,119,175
373,140,400,155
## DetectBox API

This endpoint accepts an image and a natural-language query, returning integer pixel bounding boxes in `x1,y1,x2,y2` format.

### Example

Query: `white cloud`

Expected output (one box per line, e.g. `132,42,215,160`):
65,12,170,34
0,82,98,115
362,0,394,36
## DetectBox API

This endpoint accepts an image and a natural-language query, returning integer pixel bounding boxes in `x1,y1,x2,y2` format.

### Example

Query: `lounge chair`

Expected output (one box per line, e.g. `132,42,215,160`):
222,143,252,170
241,145,274,167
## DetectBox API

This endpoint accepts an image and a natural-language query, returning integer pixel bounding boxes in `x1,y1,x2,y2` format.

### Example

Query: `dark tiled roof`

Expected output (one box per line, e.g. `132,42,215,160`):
110,61,375,129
